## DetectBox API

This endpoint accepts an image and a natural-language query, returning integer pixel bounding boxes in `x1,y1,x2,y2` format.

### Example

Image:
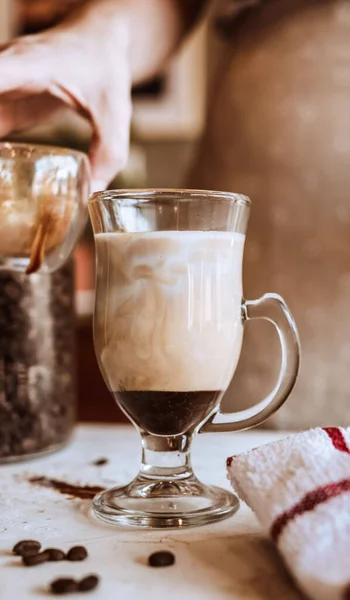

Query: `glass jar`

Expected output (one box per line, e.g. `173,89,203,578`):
0,141,89,462
0,260,76,462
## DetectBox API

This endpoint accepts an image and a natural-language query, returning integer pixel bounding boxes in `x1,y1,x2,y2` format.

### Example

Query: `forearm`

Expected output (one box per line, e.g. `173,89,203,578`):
61,0,205,84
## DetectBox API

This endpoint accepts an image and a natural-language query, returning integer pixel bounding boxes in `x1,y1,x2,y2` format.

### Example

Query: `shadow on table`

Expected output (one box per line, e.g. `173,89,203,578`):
188,534,304,599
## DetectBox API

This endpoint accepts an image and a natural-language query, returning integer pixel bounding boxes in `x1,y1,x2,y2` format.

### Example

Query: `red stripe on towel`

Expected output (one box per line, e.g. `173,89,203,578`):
271,479,350,542
323,427,350,454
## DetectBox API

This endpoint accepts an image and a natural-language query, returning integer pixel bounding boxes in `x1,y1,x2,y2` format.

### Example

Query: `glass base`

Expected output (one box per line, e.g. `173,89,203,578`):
92,475,239,529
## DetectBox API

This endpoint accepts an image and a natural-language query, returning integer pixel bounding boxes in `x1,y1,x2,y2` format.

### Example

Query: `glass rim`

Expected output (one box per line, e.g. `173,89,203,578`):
0,140,89,162
89,188,251,208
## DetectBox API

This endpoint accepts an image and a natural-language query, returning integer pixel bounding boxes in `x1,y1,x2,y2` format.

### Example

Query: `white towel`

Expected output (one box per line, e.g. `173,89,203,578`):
227,427,350,600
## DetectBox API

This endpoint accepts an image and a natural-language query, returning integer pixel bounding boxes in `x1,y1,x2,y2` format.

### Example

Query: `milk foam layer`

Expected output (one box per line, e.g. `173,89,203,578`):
94,231,245,392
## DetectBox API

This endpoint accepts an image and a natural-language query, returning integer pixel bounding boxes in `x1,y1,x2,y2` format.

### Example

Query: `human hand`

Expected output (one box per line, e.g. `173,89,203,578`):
0,19,132,191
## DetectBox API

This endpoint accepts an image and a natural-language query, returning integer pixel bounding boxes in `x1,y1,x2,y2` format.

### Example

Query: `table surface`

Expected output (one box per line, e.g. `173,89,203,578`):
0,425,303,599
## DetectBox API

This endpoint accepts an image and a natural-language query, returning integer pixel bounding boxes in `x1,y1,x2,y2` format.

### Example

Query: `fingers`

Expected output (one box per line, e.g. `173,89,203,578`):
0,38,61,138
0,93,64,138
0,39,49,95
88,84,132,190
0,35,133,189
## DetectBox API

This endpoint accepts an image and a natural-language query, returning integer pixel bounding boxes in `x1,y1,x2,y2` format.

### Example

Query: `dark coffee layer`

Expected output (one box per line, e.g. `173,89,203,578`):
113,390,222,436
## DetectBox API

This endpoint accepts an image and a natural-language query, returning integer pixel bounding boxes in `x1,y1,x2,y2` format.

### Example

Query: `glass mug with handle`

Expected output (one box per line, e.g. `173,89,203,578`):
89,189,300,529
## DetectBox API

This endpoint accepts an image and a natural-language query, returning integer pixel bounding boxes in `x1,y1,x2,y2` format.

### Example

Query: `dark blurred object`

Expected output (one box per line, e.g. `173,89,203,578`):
77,318,128,423
132,76,167,99
0,260,77,461
16,0,85,34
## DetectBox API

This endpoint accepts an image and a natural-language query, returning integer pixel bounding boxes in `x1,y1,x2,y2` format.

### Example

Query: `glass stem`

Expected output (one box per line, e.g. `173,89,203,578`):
139,432,193,481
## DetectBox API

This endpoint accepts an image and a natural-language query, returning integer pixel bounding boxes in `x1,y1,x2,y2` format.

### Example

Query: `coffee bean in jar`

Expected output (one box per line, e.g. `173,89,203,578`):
0,260,77,462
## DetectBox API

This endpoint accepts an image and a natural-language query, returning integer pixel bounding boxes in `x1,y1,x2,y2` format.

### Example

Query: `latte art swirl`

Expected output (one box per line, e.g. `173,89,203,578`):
94,230,245,394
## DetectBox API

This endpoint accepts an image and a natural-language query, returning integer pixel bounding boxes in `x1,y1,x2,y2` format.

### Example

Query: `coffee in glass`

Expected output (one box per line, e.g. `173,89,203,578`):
89,189,300,528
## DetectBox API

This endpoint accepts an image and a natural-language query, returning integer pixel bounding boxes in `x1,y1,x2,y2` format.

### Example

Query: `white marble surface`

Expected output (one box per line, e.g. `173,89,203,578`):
0,425,303,599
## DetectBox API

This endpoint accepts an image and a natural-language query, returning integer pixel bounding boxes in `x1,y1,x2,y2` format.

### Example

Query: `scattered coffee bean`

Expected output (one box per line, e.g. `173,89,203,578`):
50,578,78,595
92,458,108,466
13,539,41,556
78,575,100,592
148,551,175,567
66,546,88,561
23,550,50,566
46,548,66,562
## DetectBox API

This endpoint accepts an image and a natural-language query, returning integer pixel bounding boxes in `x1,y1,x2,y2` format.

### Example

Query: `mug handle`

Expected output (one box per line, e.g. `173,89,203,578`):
200,293,300,433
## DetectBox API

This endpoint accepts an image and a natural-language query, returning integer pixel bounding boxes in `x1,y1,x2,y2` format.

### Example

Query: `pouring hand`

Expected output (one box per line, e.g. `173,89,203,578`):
0,18,132,191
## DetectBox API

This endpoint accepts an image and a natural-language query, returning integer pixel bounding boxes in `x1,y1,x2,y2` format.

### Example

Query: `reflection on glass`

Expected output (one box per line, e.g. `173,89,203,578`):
0,142,90,274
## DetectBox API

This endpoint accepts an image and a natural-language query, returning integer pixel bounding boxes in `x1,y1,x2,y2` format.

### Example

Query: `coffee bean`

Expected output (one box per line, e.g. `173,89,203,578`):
78,575,100,592
148,551,175,567
13,539,41,556
50,578,78,595
23,550,50,566
46,548,66,561
92,458,108,466
66,546,88,561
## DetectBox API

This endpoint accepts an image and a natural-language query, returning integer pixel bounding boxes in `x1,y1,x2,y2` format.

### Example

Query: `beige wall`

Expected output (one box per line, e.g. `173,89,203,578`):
0,0,13,43
143,141,197,188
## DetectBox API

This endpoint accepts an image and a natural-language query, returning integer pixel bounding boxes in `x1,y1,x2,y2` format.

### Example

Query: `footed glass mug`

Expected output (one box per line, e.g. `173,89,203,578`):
89,189,300,528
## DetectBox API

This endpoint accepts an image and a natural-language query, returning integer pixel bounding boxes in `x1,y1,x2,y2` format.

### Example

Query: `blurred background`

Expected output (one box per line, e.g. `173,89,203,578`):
0,0,208,422
2,0,350,430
